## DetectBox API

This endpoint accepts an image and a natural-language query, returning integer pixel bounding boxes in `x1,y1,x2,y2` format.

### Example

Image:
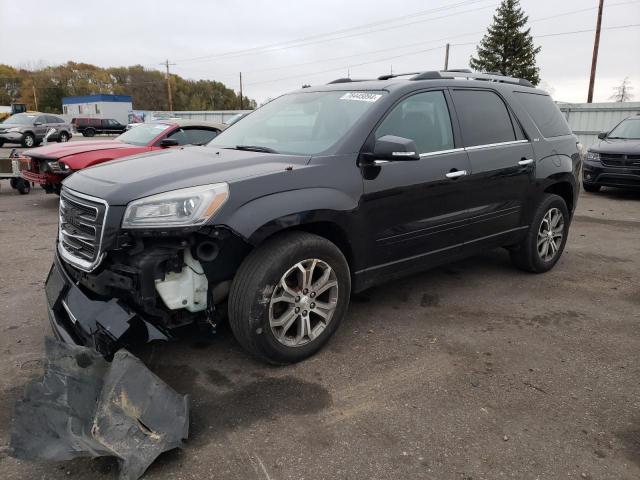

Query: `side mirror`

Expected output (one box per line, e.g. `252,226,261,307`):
160,138,179,148
369,135,420,162
597,131,607,140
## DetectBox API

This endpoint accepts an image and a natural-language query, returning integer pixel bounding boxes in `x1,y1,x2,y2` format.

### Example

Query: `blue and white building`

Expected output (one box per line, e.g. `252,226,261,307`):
61,94,133,124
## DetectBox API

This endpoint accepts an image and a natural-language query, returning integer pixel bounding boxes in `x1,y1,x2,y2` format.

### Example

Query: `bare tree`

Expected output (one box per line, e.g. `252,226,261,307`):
609,77,634,102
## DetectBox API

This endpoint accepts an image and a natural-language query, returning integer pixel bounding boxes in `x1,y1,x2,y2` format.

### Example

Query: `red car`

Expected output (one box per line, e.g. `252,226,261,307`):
20,120,226,194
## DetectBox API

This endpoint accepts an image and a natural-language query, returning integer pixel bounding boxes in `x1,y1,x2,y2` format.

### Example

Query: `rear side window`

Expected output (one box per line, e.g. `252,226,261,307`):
514,92,571,138
452,90,517,147
375,91,454,154
183,128,220,145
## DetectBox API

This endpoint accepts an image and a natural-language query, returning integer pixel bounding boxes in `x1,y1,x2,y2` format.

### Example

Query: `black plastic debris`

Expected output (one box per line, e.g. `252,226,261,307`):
10,338,189,480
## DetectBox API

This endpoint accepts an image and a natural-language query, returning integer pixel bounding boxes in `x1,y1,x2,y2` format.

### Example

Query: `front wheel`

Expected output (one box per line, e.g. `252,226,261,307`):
16,178,31,194
22,133,35,148
510,194,570,273
228,231,351,364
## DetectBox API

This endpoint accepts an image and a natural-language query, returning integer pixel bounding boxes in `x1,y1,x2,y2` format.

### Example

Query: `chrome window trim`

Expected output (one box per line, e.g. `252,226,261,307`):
419,147,465,158
417,141,529,159
464,139,529,151
58,187,109,272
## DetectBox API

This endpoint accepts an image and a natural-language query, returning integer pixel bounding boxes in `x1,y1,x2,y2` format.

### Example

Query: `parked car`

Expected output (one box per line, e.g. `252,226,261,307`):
45,70,580,364
583,114,640,192
20,120,226,194
72,117,127,136
0,113,72,148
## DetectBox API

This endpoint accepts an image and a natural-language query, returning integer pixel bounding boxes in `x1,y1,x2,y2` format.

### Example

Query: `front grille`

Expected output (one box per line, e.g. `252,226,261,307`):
600,153,640,168
58,189,108,271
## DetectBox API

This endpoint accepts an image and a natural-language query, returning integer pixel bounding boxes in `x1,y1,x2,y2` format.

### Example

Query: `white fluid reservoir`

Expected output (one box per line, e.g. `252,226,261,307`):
155,249,208,313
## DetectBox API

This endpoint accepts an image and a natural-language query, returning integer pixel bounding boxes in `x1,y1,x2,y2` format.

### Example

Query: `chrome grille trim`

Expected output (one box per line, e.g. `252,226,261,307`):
58,188,109,272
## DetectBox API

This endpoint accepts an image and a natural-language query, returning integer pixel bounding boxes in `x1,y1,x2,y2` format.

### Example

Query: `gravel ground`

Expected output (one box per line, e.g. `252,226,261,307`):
0,182,638,480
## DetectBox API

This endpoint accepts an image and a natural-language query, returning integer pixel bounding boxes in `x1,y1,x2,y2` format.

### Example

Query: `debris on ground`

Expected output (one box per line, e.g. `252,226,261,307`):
9,337,189,480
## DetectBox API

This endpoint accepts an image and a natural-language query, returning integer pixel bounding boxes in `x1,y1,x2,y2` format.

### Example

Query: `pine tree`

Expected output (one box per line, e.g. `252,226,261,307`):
470,0,541,85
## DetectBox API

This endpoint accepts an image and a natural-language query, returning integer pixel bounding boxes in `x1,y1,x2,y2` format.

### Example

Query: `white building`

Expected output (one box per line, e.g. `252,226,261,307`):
61,94,133,124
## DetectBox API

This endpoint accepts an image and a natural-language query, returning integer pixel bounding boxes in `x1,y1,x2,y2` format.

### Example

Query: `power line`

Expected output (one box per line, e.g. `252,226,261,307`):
245,23,640,87
175,1,495,65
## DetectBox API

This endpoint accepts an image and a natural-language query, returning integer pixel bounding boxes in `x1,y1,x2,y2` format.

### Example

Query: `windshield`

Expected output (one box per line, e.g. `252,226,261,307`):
608,118,640,139
2,113,37,125
116,123,171,146
208,90,386,155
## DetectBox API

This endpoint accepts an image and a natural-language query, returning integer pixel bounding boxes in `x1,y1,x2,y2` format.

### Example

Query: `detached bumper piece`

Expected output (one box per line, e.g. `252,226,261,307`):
10,338,190,480
47,252,169,358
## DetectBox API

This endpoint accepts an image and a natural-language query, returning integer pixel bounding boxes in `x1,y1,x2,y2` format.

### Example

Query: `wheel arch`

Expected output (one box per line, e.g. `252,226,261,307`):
543,180,575,214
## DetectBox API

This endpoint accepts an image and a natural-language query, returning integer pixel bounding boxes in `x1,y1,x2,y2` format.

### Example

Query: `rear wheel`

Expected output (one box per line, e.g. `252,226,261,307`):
228,231,351,364
510,194,569,273
58,131,69,143
583,182,601,193
22,133,35,148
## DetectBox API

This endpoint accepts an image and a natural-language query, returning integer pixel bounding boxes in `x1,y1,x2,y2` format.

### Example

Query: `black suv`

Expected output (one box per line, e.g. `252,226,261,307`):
583,114,640,192
72,117,127,136
45,70,581,364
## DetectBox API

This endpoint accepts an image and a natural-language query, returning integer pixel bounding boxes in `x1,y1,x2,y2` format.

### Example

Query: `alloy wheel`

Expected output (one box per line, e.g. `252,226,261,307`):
269,258,339,347
537,207,565,262
24,135,34,147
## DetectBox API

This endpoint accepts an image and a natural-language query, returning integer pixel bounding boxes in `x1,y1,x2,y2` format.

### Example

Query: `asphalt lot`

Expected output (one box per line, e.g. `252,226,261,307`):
0,174,639,479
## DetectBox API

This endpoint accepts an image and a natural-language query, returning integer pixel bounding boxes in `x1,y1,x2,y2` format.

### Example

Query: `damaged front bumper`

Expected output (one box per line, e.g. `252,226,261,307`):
46,251,169,357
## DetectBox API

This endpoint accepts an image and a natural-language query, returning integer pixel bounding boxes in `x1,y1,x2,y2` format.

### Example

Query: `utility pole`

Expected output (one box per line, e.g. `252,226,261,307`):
239,72,243,109
162,59,175,111
32,83,38,111
444,43,450,70
587,0,604,103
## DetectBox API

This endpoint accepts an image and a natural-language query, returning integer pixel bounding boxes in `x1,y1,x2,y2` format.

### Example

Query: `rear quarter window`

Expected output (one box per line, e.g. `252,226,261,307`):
514,92,572,138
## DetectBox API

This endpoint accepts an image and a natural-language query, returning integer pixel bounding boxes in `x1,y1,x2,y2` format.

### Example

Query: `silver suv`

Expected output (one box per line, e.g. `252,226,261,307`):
0,113,73,148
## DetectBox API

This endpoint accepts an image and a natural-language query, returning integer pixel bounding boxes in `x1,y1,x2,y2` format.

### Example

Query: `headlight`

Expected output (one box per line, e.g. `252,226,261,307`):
586,151,600,162
122,183,229,228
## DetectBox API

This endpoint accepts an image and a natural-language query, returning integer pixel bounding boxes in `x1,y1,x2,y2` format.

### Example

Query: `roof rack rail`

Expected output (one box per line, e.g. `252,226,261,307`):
327,78,372,84
410,70,534,87
377,72,424,81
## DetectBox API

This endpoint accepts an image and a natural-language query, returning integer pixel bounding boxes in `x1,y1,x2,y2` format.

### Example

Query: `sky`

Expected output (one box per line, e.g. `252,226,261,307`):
1,0,639,105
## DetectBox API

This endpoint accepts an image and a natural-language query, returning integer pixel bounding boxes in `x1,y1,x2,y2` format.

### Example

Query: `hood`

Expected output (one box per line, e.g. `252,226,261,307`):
589,138,640,155
63,146,310,205
24,140,135,159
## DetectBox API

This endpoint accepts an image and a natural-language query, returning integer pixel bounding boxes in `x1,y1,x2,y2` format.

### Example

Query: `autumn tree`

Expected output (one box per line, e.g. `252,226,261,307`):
469,0,541,85
0,62,254,113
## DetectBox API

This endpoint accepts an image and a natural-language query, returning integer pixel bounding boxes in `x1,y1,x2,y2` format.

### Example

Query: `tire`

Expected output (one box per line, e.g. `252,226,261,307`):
22,133,35,148
83,128,95,137
583,182,601,193
228,231,351,364
10,178,18,189
16,179,30,195
58,131,69,143
0,140,4,147
510,194,570,273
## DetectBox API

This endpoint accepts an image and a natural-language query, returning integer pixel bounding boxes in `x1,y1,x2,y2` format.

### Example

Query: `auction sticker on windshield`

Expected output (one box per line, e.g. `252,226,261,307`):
340,92,383,102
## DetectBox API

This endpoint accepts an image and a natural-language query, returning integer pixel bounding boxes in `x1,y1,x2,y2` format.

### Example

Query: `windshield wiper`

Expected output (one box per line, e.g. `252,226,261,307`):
231,145,279,154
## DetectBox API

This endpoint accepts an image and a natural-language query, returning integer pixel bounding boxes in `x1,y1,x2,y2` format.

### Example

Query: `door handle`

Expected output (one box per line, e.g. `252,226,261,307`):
518,158,534,166
445,170,468,179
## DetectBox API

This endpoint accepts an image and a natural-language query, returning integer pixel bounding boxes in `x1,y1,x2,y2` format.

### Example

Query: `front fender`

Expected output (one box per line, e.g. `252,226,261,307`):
220,187,358,245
